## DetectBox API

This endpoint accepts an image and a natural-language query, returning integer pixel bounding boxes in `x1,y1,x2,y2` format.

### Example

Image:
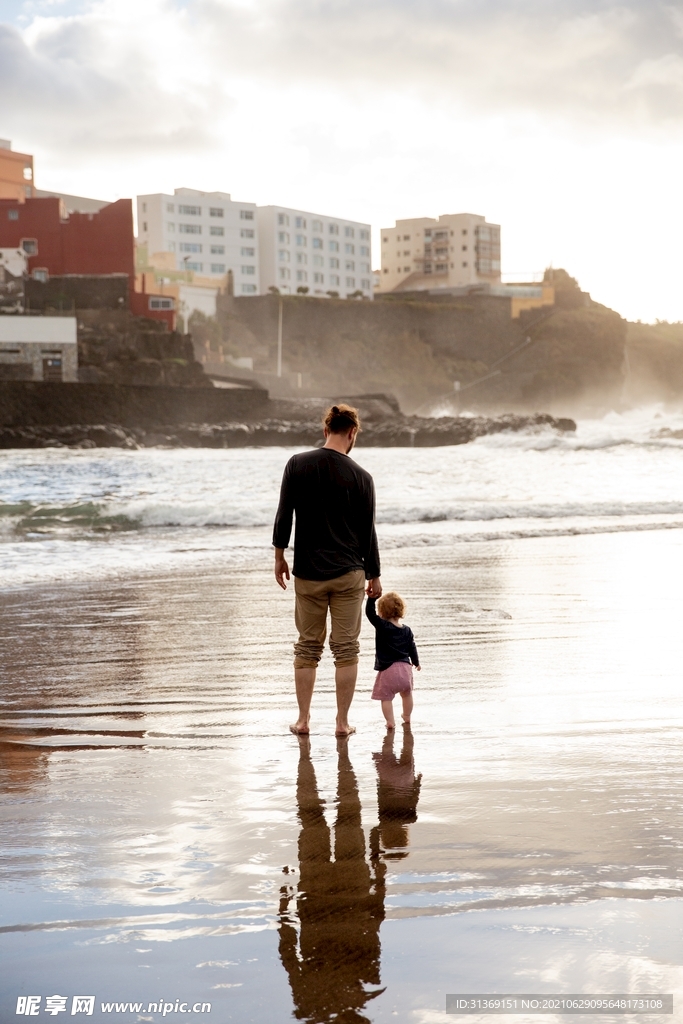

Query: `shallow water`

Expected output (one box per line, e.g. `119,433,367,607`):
2,519,683,1021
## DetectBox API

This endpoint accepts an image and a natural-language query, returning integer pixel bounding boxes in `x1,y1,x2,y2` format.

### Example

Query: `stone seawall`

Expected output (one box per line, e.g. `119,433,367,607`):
0,381,269,429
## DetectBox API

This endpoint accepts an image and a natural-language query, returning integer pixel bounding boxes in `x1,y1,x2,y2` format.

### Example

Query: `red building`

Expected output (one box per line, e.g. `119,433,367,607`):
0,195,174,328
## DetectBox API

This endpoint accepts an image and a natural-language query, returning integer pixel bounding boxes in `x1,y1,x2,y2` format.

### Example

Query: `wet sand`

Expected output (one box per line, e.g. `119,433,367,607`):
2,530,683,1022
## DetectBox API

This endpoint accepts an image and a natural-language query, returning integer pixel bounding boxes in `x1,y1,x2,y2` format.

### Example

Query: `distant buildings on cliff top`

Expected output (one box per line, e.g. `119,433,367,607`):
2,139,550,336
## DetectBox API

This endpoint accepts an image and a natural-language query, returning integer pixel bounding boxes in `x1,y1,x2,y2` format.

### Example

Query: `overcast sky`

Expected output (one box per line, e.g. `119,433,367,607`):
3,0,683,321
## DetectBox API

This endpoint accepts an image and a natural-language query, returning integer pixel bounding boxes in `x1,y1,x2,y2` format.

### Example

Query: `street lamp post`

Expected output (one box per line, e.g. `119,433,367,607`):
277,297,283,378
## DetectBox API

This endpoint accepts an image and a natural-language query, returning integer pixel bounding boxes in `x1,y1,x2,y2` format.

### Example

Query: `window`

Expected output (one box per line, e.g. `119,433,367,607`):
142,202,147,213
209,207,224,217
344,226,355,238
278,232,290,243
296,234,307,246
312,219,323,233
296,252,307,265
179,224,201,234
242,265,256,274
330,273,340,286
32,268,48,282
382,236,388,243
345,276,355,287
278,250,290,262
403,266,410,272
361,278,371,288
313,254,324,267
142,221,148,232
185,262,203,271
345,243,355,254
329,240,339,252
279,267,291,280
383,268,388,274
296,270,308,282
403,235,410,240
179,242,202,253
211,263,226,273
149,297,173,310
8,209,19,220
312,237,323,249
242,283,257,293
278,213,290,226
178,204,201,215
21,238,38,255
345,260,355,271
462,262,468,268
361,262,370,272
462,229,468,235
167,242,176,252
166,203,174,212
295,216,307,229
403,250,410,256
328,223,339,235
360,245,369,256
241,228,254,238
424,230,432,239
211,245,225,254
329,257,339,268
313,272,324,284
210,226,224,236
462,245,468,251
360,229,369,241
240,210,254,220
241,246,254,256
436,263,448,272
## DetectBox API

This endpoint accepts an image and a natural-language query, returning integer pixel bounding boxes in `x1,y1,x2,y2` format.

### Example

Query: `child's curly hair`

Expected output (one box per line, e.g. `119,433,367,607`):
377,591,405,620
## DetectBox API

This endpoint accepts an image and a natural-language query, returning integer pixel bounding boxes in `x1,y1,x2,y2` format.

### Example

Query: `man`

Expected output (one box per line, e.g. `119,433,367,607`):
273,403,382,736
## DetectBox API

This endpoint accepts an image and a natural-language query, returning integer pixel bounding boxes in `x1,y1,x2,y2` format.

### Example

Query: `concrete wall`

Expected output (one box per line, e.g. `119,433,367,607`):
0,381,269,427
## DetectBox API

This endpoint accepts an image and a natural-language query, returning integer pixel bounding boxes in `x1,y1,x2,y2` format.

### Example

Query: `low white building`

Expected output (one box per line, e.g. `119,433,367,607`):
378,213,501,293
136,188,260,296
258,206,372,298
0,316,78,381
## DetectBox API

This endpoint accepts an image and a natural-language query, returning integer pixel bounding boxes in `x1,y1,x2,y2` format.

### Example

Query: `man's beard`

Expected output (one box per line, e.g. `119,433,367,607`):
346,434,356,453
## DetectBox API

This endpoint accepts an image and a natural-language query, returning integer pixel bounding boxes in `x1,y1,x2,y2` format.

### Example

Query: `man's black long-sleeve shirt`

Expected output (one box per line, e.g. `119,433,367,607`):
366,598,420,671
272,447,381,581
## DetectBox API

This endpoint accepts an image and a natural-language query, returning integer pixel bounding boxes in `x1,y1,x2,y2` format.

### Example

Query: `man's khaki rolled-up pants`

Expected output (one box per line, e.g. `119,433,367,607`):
293,569,366,668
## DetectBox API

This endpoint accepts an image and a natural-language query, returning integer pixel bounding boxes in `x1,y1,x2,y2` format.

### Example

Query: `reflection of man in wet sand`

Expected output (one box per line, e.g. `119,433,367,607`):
273,404,382,736
278,738,386,1024
370,726,422,862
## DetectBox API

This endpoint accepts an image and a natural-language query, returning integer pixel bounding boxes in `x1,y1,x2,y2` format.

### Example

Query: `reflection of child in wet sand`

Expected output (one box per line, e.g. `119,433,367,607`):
366,593,420,729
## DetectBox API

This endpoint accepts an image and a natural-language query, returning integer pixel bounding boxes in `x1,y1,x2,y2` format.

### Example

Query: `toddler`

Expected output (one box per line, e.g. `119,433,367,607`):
366,592,420,728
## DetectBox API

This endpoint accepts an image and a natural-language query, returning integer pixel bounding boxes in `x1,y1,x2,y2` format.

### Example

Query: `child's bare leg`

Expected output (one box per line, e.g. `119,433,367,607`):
381,699,396,729
400,691,413,724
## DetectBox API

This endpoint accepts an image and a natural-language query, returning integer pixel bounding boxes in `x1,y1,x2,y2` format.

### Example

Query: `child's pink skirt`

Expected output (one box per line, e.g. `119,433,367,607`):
372,661,414,701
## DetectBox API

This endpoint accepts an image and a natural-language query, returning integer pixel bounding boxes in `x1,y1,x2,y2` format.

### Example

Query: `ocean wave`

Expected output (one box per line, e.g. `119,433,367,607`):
5,496,683,537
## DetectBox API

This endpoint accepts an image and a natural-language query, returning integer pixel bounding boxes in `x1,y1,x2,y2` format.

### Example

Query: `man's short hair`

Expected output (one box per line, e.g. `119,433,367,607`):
378,592,405,620
323,403,361,434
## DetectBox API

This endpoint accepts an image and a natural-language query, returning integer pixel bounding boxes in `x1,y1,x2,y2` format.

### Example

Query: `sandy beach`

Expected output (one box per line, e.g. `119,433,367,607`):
3,520,683,1022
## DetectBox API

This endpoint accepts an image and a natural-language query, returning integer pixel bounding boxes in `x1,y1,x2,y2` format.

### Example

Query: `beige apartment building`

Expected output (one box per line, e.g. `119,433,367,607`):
378,213,501,293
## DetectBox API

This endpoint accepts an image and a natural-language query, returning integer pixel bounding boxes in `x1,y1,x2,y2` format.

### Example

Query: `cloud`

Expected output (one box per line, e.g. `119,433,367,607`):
193,0,683,127
0,2,231,155
3,0,683,165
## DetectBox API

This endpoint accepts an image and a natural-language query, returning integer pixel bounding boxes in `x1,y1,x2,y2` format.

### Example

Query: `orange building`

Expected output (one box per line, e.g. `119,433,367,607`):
0,140,35,202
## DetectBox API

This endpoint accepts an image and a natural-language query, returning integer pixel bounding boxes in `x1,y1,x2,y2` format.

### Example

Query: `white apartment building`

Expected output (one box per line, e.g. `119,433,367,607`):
378,213,501,293
258,206,372,298
136,188,260,295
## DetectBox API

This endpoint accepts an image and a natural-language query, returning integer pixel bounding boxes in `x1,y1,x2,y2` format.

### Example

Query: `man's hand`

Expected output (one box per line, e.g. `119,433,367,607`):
275,549,290,590
366,577,382,598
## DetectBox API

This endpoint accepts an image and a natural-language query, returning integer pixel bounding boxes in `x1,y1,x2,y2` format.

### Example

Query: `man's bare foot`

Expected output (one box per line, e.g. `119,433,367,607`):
335,723,356,736
401,716,411,725
289,722,310,735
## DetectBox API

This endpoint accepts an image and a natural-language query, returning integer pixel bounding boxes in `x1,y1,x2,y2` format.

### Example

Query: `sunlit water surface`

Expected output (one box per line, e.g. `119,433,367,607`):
2,409,683,1022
